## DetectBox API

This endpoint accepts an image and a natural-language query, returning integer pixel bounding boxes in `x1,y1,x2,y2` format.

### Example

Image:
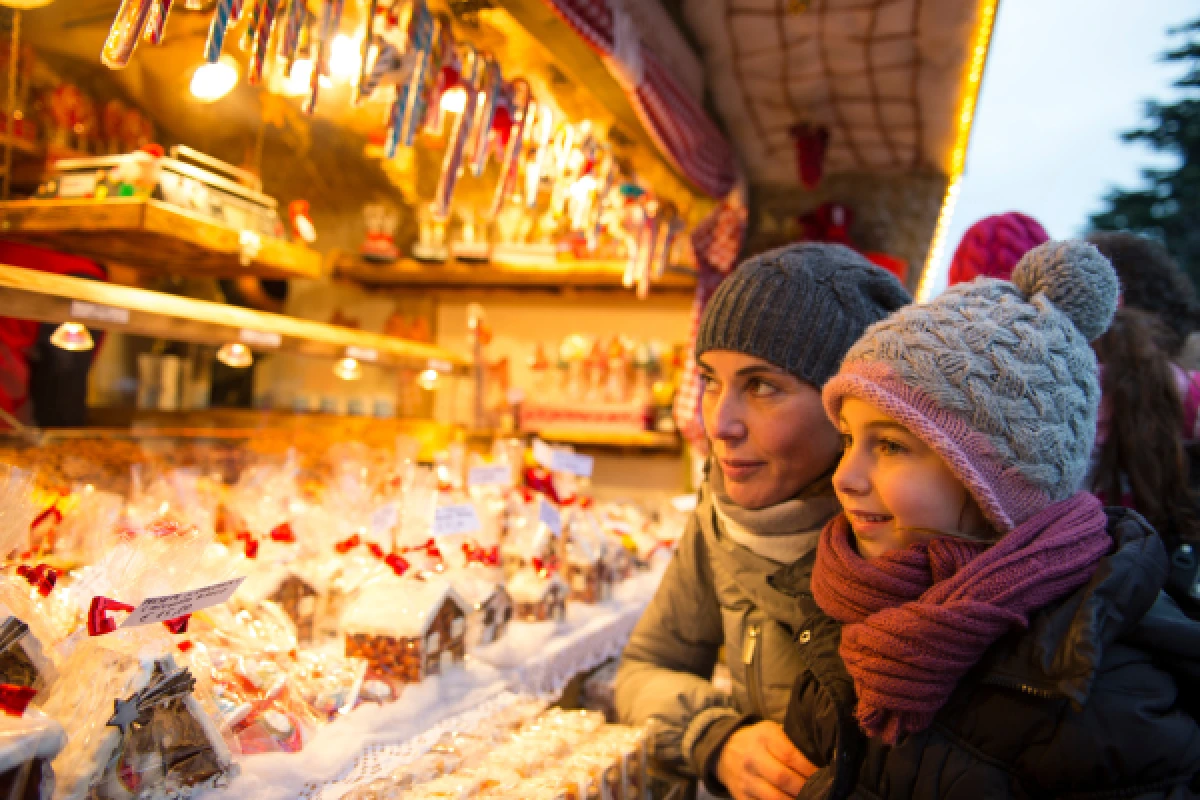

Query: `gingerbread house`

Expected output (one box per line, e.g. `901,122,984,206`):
237,566,321,644
508,569,569,622
0,709,66,800
343,579,468,688
564,515,614,604
500,517,558,578
448,571,513,648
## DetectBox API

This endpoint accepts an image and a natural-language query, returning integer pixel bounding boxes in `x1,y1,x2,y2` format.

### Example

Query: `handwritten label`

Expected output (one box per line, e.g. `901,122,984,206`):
670,494,699,514
532,439,594,477
345,345,378,363
69,301,129,325
468,465,512,489
427,358,455,374
239,329,282,348
538,499,563,536
433,504,482,537
371,502,399,536
120,576,246,629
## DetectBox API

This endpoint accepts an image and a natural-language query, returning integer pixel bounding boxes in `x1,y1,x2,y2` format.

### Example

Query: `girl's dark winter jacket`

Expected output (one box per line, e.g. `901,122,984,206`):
772,508,1200,799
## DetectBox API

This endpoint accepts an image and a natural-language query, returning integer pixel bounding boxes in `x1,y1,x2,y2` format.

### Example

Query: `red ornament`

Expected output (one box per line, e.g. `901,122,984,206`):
0,684,36,717
334,534,362,554
269,523,296,543
789,123,830,190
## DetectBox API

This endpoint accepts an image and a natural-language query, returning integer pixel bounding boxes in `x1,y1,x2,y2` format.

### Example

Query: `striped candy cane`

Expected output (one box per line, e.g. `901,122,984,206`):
248,0,281,85
353,0,380,106
279,0,306,70
398,0,435,147
431,47,482,220
143,0,173,45
102,0,156,69
203,0,238,63
468,59,502,178
306,0,344,115
384,97,404,159
240,0,262,51
489,80,532,219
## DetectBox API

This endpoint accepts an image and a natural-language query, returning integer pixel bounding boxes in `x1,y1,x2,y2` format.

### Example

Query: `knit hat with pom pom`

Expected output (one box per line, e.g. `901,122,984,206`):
823,240,1119,533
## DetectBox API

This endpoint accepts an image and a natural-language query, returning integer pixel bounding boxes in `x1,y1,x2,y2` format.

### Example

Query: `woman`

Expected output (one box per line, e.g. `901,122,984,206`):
615,243,911,800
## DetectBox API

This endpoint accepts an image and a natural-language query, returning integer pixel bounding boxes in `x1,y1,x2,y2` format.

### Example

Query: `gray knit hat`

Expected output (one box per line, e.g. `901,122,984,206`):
823,240,1120,532
696,243,912,387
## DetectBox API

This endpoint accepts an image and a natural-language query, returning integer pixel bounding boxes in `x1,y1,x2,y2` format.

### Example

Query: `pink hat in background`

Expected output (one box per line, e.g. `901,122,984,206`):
946,212,1050,286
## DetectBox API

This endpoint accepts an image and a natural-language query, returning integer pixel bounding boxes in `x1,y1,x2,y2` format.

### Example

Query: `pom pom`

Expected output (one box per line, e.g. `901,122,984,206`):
1011,240,1119,341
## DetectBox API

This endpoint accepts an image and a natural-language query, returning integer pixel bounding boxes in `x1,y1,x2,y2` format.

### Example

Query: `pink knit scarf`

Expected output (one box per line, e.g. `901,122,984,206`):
810,491,1111,744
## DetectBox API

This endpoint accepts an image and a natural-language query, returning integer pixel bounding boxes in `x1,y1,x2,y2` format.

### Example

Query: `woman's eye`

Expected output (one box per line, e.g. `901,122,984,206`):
701,376,718,393
839,433,853,451
747,378,777,397
878,438,908,456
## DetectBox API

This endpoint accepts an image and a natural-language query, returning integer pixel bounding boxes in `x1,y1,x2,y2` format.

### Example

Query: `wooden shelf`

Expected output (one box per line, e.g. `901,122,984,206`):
0,198,322,280
534,428,682,453
0,264,470,371
333,251,697,294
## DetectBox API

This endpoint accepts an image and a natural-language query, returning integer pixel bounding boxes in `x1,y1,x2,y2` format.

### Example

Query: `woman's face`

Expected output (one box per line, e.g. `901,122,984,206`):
699,350,842,509
833,396,989,559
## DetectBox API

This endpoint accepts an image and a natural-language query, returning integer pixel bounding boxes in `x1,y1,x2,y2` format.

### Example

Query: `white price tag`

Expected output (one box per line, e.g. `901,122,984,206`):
69,301,129,325
59,172,98,198
468,465,512,489
119,576,246,629
433,503,482,537
427,358,455,374
671,494,699,513
371,502,399,536
538,498,563,536
532,439,594,477
345,345,378,363
239,329,282,348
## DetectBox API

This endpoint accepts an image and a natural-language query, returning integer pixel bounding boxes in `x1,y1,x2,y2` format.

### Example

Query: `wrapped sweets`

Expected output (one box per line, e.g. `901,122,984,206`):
507,568,568,623
0,708,67,800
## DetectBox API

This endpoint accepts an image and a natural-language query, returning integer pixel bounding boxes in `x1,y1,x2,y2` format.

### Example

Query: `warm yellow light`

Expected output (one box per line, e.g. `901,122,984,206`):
216,342,253,368
49,322,93,352
334,357,362,381
280,59,332,97
417,369,439,390
190,56,239,103
916,0,998,302
330,34,361,81
440,87,467,114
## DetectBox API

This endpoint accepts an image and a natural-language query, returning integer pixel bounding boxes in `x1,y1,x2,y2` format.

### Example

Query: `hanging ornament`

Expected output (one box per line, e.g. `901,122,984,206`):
278,0,307,71
430,46,483,220
789,122,830,190
466,57,502,177
395,1,437,148
306,0,345,115
143,0,174,45
247,0,282,85
203,0,245,65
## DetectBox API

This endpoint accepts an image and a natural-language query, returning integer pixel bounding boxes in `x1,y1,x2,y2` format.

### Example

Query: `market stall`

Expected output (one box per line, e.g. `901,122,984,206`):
0,0,995,797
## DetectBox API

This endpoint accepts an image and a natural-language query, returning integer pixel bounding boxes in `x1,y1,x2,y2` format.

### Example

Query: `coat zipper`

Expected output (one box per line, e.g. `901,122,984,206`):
981,674,1059,699
743,623,765,717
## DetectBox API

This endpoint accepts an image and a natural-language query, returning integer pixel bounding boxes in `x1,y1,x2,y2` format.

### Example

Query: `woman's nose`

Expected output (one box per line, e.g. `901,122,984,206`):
706,388,747,442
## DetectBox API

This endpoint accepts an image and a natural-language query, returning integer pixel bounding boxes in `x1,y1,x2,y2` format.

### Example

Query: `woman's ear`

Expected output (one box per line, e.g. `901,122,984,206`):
956,495,996,542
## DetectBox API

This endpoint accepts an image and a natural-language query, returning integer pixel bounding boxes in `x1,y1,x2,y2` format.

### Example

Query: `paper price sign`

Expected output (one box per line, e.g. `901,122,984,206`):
70,300,129,325
433,504,482,537
532,439,595,478
538,499,563,536
120,576,246,629
345,345,379,363
239,329,282,348
468,465,512,488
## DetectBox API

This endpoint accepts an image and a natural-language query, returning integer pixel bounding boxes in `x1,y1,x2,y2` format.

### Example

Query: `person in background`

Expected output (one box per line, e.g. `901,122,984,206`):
0,240,107,427
946,211,1049,286
776,240,1200,798
1088,231,1200,366
615,244,911,800
1092,307,1200,614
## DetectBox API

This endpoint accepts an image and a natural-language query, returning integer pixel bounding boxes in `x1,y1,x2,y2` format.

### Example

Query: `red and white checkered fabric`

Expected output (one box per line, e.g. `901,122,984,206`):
672,202,748,452
540,0,736,199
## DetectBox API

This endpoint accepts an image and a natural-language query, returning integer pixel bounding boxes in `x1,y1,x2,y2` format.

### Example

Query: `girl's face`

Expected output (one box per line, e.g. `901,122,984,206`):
833,397,990,559
699,350,842,510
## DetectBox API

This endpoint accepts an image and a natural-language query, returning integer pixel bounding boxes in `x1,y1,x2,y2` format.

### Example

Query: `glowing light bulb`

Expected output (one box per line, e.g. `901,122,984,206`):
417,369,439,390
190,56,239,103
216,342,253,368
334,357,362,381
440,87,467,114
281,59,333,97
49,322,93,352
330,34,361,81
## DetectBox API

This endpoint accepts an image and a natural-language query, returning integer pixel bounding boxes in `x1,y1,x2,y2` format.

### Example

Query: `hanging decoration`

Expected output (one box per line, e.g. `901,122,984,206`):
789,122,830,190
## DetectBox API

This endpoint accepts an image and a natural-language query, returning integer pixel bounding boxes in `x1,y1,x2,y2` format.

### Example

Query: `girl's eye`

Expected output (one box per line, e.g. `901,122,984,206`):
878,438,908,456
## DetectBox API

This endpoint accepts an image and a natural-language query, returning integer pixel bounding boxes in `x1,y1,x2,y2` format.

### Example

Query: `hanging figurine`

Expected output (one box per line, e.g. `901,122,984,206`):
430,46,484,220
306,0,346,115
102,0,158,69
489,80,532,218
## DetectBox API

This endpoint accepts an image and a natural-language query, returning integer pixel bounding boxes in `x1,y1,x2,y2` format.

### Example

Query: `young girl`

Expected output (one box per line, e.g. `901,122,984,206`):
774,241,1200,799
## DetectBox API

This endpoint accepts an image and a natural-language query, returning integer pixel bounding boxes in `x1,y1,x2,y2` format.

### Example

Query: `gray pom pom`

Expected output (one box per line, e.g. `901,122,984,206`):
1011,240,1119,341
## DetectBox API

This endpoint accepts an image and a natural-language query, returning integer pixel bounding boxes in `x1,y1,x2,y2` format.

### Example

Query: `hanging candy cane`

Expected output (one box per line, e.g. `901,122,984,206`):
247,0,281,85
353,0,381,105
142,0,173,45
467,58,502,177
431,46,483,220
203,0,245,64
306,0,346,115
396,1,436,147
102,0,157,69
278,0,307,70
489,79,532,218
240,0,263,52
524,104,554,209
